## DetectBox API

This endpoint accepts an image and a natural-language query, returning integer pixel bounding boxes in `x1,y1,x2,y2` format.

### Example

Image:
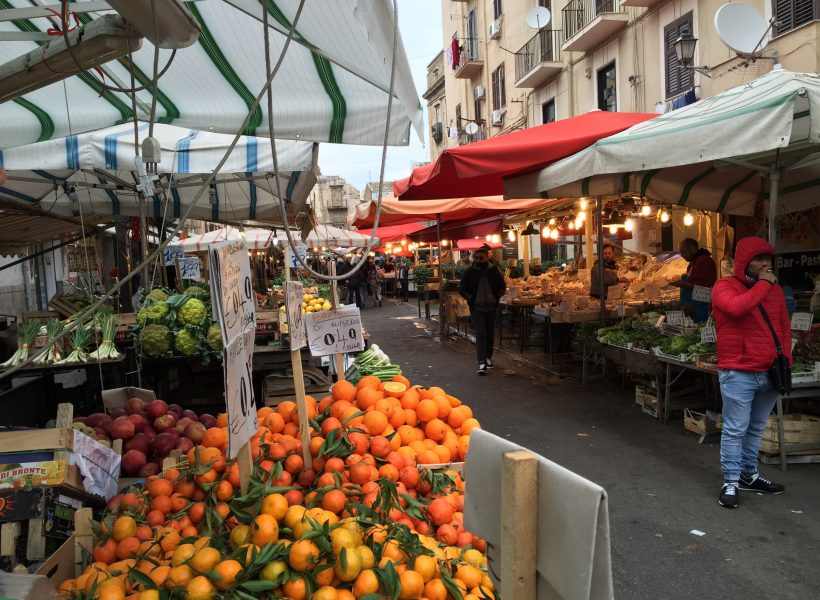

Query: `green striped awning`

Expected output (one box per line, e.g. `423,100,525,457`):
0,0,423,149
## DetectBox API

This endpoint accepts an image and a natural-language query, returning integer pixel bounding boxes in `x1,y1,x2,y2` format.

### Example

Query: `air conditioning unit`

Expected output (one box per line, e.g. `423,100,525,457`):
491,110,503,126
474,84,486,99
489,18,502,40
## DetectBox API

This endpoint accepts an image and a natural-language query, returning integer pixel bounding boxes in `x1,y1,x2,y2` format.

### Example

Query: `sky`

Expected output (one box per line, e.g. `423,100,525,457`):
316,0,443,191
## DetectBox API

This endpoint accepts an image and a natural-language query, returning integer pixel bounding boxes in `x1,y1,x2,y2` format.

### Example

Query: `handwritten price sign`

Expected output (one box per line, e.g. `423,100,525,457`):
692,285,712,303
304,307,364,357
285,281,306,350
208,240,257,458
791,312,813,331
178,257,201,281
666,311,685,326
163,245,183,266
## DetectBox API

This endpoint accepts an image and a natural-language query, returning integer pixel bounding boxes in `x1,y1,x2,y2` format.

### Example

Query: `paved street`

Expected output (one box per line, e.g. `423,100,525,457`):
359,298,820,600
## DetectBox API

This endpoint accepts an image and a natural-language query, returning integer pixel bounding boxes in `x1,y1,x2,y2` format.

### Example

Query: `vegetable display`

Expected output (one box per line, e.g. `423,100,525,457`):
354,344,402,381
33,319,65,365
58,324,92,365
0,319,41,368
88,312,123,362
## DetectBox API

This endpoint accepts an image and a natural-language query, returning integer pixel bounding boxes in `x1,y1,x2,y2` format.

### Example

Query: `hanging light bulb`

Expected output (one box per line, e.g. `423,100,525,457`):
683,211,695,226
491,233,501,245
550,228,559,240
485,234,492,242
578,210,586,222
441,239,449,247
574,217,583,229
542,227,550,239
624,218,634,232
549,217,556,226
579,198,588,211
641,203,652,216
400,239,407,246
608,225,618,234
507,229,516,242
660,209,670,223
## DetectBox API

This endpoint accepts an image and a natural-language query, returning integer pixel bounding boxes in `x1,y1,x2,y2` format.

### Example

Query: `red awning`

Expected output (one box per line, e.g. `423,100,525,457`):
355,223,426,244
394,111,656,200
350,196,551,227
409,217,502,244
456,238,502,250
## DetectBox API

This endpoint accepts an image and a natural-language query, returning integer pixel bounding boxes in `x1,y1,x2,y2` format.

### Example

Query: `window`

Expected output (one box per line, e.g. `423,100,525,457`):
329,185,344,208
597,62,616,112
434,104,441,124
542,99,555,124
491,64,506,111
455,103,462,128
664,12,694,98
466,9,478,59
493,0,503,20
773,0,817,36
474,97,482,124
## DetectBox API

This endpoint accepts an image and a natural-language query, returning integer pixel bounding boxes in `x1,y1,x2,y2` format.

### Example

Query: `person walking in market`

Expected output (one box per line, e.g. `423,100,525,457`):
712,236,790,509
398,260,410,301
459,245,506,375
670,238,717,323
366,255,383,307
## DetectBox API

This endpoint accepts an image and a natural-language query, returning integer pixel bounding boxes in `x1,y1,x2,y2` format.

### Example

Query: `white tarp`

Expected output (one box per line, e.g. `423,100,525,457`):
504,70,820,216
306,224,377,248
178,227,277,252
0,0,423,148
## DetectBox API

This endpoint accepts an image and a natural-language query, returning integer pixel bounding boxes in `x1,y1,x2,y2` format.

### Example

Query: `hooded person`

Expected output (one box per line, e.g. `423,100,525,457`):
459,245,506,375
711,236,791,509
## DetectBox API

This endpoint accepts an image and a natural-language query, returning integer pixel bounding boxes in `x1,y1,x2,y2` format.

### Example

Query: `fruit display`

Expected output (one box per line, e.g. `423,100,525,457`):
135,287,221,365
792,326,820,372
56,374,491,600
73,399,218,476
302,293,332,314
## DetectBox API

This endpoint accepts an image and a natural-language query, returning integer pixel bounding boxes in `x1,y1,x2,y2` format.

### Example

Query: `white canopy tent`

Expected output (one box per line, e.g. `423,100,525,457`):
306,224,377,249
0,0,423,148
0,123,318,252
178,227,277,252
505,69,820,243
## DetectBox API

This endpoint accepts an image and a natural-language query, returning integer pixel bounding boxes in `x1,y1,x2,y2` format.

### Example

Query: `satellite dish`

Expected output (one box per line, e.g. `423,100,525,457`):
525,6,551,30
714,3,770,55
464,122,479,135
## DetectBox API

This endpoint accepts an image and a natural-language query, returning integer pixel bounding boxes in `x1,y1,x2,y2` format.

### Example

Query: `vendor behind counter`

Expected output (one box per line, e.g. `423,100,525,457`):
590,244,628,300
669,238,717,323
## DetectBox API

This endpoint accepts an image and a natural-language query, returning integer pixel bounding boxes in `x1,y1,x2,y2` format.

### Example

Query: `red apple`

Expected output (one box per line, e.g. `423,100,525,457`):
127,414,148,433
175,417,193,433
122,449,147,475
183,421,206,444
152,432,176,458
199,414,217,428
182,409,198,421
153,414,176,433
86,413,110,429
73,416,88,425
175,437,194,454
142,426,156,442
139,462,160,478
125,397,146,415
111,408,127,419
146,400,169,420
125,433,150,455
111,417,135,441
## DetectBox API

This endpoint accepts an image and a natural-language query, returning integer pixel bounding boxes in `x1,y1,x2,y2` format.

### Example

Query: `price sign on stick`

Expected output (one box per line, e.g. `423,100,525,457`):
666,311,685,326
285,281,306,350
209,240,257,459
163,245,183,266
178,257,201,281
791,312,814,331
700,325,716,343
692,285,712,303
304,307,364,356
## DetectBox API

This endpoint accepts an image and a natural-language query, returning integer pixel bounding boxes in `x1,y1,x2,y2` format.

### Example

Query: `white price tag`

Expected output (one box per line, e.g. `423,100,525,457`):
700,325,716,343
178,257,201,281
304,306,364,356
285,281,306,350
666,311,685,326
163,245,183,266
617,302,625,317
692,285,712,303
224,331,257,459
791,312,813,331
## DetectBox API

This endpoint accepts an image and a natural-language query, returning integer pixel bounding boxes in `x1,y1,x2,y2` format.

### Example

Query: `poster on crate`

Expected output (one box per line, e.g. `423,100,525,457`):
209,240,257,458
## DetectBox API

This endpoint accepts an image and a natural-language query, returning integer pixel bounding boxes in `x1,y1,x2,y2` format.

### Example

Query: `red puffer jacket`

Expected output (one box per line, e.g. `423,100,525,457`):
712,237,792,372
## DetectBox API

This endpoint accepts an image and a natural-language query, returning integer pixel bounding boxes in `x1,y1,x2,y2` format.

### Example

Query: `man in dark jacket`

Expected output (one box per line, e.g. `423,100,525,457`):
712,236,790,508
459,245,506,375
589,244,627,299
670,238,717,323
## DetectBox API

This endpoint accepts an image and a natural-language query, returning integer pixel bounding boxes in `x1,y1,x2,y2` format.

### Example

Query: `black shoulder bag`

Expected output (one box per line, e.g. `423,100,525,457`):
758,305,792,396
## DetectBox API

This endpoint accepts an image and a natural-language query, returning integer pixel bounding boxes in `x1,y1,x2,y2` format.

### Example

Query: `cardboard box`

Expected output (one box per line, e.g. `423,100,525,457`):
100,387,156,412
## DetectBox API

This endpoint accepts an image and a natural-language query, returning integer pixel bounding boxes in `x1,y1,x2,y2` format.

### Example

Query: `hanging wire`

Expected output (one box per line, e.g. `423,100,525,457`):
265,0,399,281
0,0,309,382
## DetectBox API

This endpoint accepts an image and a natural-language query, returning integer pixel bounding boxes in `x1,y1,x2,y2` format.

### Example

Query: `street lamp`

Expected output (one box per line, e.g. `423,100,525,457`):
674,31,711,77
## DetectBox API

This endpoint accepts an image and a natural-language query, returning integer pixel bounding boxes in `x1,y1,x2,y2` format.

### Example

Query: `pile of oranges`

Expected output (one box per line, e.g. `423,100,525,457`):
57,375,492,600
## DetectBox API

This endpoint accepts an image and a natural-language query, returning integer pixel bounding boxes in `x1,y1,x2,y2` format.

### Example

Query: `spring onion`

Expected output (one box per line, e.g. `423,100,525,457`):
58,325,92,365
0,319,41,368
33,319,65,365
88,313,122,362
354,344,402,381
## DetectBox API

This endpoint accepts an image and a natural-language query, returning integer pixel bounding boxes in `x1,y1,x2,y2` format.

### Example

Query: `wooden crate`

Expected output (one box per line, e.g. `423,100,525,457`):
759,413,820,455
635,385,659,419
683,409,721,436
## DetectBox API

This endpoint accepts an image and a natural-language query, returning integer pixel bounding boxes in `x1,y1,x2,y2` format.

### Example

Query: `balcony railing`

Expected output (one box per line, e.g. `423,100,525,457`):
459,123,487,145
564,0,614,41
515,29,563,84
454,43,483,79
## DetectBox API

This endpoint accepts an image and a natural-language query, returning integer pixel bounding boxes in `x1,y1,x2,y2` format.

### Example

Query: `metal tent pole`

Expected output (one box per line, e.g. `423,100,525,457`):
596,197,606,326
436,213,445,336
768,166,780,251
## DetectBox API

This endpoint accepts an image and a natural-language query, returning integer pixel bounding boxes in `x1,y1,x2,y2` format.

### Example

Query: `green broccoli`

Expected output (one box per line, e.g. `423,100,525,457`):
139,324,172,357
174,328,200,356
177,297,208,326
137,301,171,325
206,324,223,352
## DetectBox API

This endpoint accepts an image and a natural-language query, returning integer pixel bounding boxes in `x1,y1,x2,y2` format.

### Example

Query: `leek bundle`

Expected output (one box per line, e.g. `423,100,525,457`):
58,325,92,365
88,313,122,361
33,319,65,365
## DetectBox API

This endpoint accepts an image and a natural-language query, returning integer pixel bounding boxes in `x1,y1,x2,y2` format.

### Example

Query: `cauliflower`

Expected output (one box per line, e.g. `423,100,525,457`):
185,286,206,297
139,324,172,357
175,328,200,356
137,301,171,325
147,288,169,302
206,323,223,352
177,297,208,326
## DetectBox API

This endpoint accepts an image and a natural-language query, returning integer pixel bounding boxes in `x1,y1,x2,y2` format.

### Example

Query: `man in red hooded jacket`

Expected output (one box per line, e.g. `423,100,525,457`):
711,236,791,508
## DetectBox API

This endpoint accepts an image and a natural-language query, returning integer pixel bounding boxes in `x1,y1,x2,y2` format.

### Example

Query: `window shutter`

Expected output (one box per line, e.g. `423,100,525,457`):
500,65,506,107
774,0,816,35
664,13,694,98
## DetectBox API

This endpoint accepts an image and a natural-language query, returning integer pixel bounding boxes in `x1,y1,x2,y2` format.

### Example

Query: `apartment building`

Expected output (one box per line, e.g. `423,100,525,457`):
428,0,820,154
361,181,396,202
310,176,361,227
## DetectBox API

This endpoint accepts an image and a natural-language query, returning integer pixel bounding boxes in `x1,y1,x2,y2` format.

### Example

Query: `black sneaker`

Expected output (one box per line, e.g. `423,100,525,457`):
486,357,494,369
719,482,739,508
477,363,487,375
739,473,785,494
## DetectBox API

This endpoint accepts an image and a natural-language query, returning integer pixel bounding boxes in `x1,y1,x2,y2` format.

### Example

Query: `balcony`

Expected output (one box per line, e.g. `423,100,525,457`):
454,44,483,79
562,0,629,53
459,123,487,145
620,0,663,6
515,29,563,88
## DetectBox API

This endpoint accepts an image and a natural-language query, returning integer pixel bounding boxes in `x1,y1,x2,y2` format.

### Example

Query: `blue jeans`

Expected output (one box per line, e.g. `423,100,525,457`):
719,369,778,482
